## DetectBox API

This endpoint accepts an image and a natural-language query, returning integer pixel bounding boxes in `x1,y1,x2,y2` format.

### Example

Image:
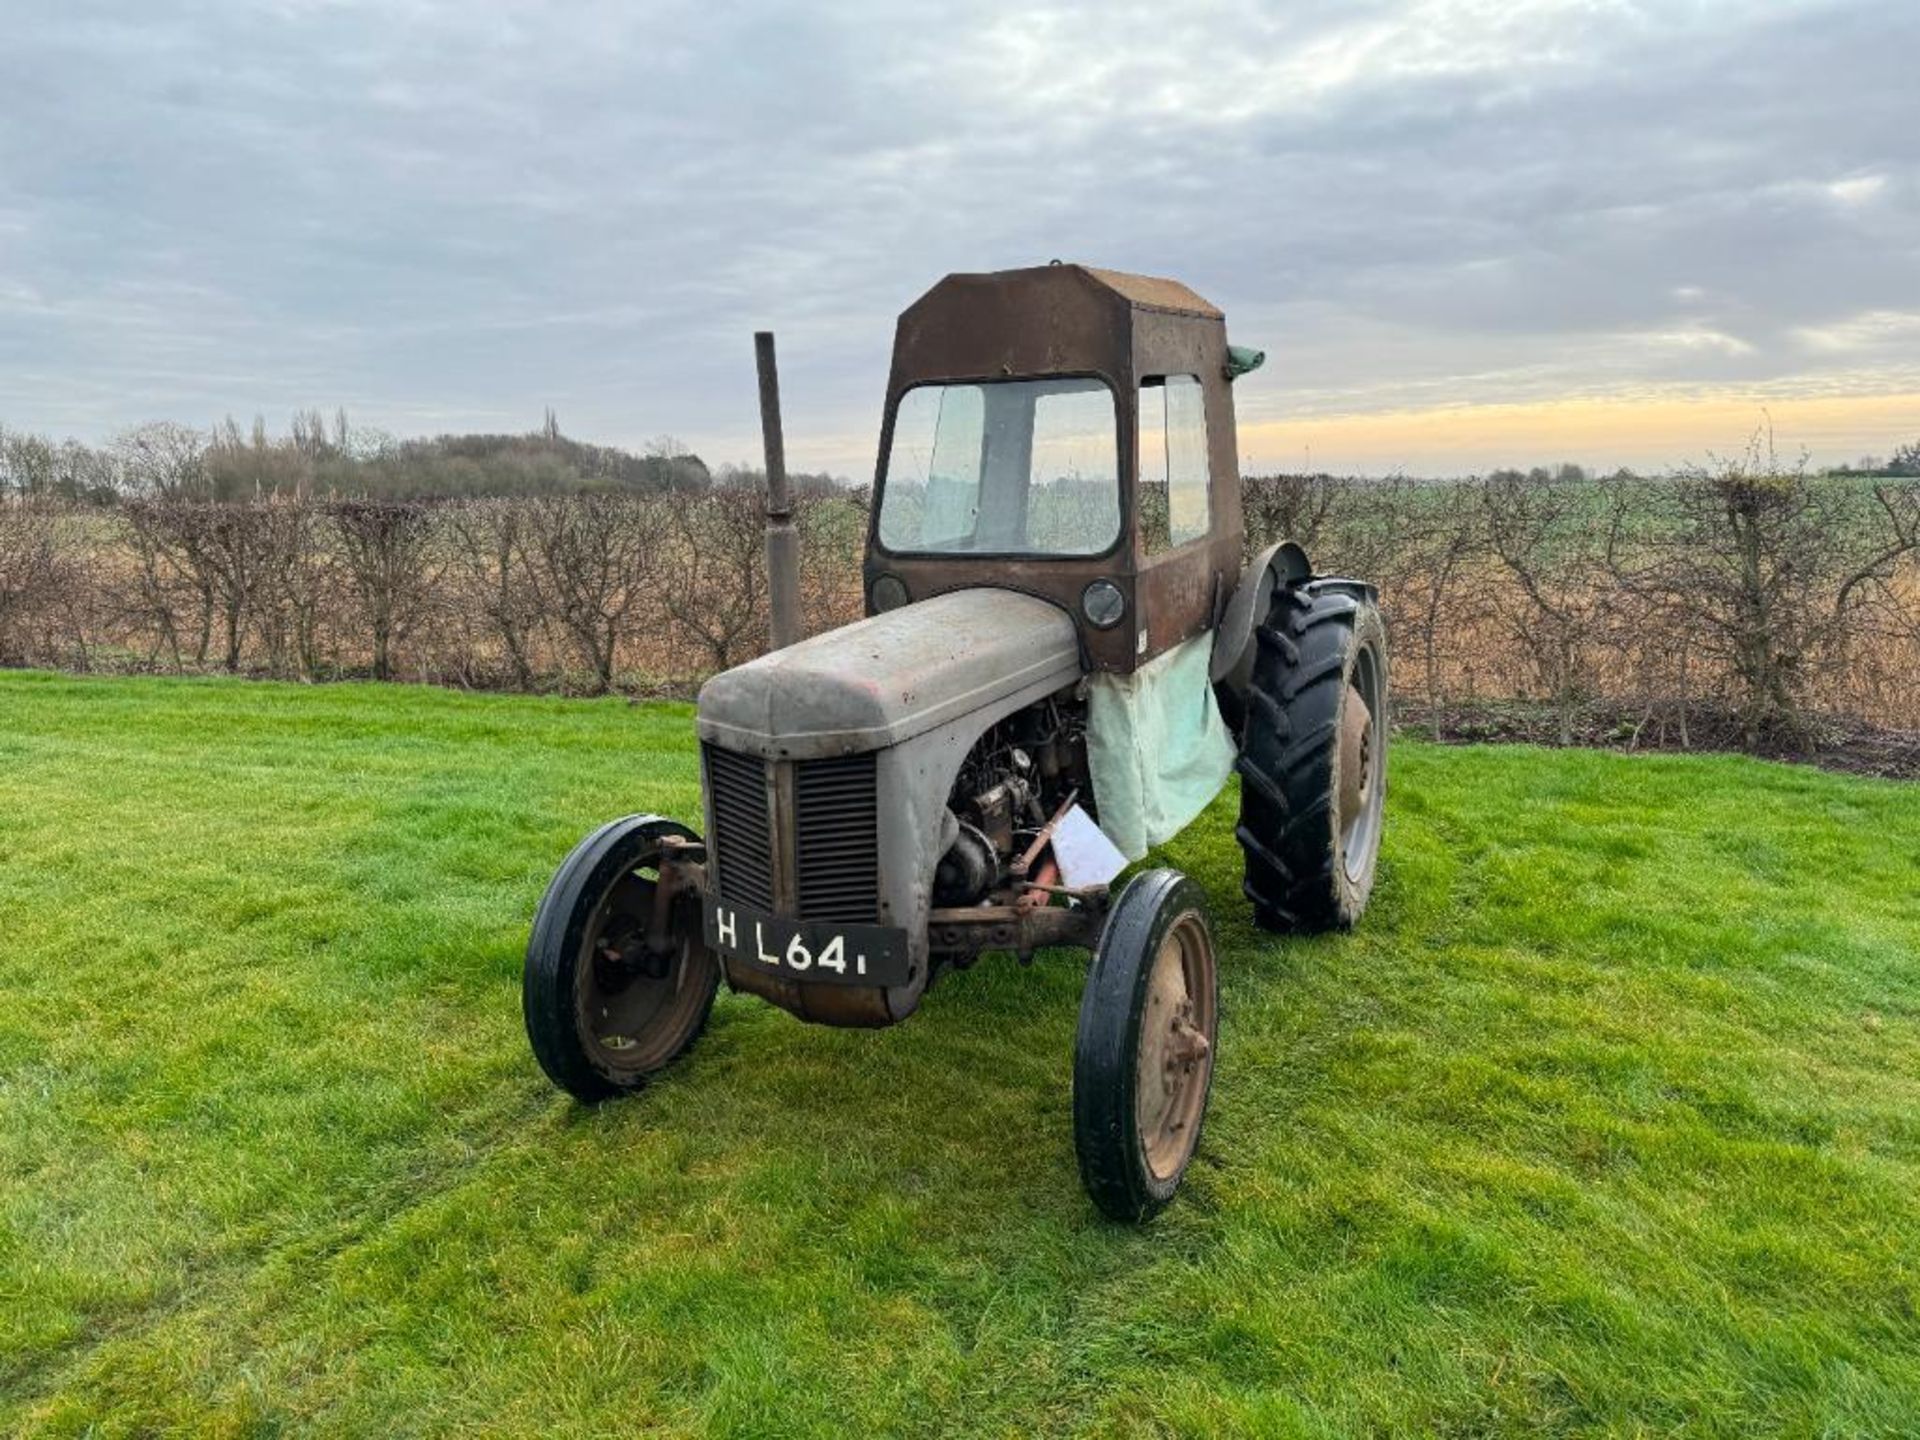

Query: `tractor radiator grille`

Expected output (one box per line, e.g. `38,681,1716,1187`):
794,752,880,923
704,744,774,912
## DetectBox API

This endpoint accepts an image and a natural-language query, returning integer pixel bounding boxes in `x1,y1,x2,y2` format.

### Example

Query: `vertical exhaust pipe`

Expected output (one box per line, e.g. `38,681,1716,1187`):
754,330,802,652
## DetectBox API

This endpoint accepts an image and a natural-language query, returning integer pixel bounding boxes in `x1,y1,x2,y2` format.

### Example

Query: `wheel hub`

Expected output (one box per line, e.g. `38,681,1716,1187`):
1338,682,1373,824
575,872,710,1071
596,933,673,982
1134,916,1217,1181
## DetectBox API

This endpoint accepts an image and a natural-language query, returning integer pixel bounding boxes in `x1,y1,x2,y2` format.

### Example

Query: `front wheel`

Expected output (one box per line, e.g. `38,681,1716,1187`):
1073,870,1219,1222
523,814,720,1102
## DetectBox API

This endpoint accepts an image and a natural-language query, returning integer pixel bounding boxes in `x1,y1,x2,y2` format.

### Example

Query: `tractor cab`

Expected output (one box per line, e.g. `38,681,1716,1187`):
863,263,1259,672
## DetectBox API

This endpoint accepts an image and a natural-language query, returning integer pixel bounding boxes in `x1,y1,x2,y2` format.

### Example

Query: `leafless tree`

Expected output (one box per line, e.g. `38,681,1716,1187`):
114,422,208,500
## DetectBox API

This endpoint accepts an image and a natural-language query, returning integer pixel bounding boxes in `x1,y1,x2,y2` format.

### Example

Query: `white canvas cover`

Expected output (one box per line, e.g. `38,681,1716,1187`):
1085,631,1237,860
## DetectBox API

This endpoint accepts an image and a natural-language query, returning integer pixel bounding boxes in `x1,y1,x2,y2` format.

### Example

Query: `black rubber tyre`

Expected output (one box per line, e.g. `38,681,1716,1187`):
523,814,719,1103
1073,869,1218,1223
1236,578,1390,933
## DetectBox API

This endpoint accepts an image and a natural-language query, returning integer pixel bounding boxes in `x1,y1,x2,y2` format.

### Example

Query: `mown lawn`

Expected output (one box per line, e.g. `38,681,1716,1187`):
1,672,1916,1437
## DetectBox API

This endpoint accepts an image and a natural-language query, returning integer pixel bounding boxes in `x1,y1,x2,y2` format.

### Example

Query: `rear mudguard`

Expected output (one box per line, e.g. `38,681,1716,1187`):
1210,541,1310,733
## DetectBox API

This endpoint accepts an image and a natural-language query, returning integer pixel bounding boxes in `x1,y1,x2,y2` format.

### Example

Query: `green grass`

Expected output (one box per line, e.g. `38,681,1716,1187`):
1,673,1916,1437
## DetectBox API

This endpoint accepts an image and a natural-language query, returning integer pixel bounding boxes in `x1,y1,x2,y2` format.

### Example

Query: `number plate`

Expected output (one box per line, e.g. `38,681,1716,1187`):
703,898,910,987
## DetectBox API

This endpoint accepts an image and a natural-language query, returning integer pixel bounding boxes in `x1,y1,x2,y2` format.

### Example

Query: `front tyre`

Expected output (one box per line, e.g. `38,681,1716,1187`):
1236,579,1389,932
1073,870,1218,1222
523,814,720,1102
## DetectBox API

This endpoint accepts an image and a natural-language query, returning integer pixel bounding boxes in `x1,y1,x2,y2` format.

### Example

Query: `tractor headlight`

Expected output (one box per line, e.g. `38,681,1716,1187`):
870,573,910,613
1081,578,1126,629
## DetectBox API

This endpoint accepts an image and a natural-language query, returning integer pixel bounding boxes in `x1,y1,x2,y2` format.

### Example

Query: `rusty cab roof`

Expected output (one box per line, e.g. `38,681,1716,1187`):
889,263,1224,394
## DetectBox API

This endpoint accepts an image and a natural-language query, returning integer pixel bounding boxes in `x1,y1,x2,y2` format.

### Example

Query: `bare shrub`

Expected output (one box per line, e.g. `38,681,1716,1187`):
664,487,769,672
115,499,280,671
250,501,339,680
1474,469,1623,745
797,488,867,635
1241,473,1343,563
444,500,550,690
327,500,441,682
519,494,667,693
0,500,68,665
114,501,198,669
1637,440,1920,745
1830,528,1920,730
1380,482,1483,739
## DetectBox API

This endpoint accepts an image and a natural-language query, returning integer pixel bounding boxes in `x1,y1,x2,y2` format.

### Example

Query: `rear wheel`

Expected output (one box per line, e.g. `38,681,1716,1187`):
1236,579,1389,932
523,814,719,1102
1073,870,1218,1222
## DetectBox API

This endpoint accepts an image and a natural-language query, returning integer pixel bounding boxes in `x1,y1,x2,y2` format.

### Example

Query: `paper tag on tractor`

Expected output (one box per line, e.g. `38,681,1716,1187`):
1052,804,1128,889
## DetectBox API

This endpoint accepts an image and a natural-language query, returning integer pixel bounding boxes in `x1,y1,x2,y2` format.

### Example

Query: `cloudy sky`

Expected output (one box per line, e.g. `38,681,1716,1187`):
2,0,1916,477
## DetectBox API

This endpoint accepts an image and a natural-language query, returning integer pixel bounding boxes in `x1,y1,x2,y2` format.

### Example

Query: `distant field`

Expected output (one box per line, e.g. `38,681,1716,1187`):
1,673,1917,1436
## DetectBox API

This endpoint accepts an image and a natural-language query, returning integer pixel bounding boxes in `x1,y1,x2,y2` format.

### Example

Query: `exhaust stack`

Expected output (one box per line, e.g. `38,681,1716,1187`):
754,330,802,652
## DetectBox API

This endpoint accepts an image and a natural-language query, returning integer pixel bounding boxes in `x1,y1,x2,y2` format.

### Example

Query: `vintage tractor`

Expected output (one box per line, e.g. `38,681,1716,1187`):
523,264,1389,1220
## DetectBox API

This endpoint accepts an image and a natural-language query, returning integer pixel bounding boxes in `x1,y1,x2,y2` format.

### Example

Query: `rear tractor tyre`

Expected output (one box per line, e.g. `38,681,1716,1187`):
1073,870,1219,1222
1236,579,1389,933
523,814,720,1103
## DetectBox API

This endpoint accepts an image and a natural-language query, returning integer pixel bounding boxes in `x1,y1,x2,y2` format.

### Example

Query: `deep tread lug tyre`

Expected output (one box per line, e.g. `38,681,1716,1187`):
1073,870,1219,1223
1236,579,1390,933
524,814,719,1103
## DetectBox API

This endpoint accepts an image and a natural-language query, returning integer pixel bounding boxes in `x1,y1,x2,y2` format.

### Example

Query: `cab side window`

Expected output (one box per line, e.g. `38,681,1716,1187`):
1138,374,1210,556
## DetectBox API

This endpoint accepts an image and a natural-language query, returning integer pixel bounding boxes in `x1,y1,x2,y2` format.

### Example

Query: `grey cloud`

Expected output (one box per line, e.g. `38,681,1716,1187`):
0,0,1915,473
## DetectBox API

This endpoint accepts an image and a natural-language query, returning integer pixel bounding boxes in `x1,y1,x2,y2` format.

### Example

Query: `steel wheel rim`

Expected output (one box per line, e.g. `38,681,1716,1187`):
1339,641,1386,882
573,863,711,1075
1134,911,1216,1181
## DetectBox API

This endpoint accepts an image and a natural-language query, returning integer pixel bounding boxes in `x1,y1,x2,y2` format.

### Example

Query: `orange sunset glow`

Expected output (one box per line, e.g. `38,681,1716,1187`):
1239,390,1920,477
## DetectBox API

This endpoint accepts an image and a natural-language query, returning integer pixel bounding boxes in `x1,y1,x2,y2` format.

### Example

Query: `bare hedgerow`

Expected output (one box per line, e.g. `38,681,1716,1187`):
0,499,69,666
797,488,866,635
8,473,1917,754
1378,480,1483,740
114,499,282,672
664,487,769,673
1240,473,1343,565
1645,438,1920,745
249,500,340,681
519,493,667,693
326,500,441,683
1475,469,1623,746
443,500,551,690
